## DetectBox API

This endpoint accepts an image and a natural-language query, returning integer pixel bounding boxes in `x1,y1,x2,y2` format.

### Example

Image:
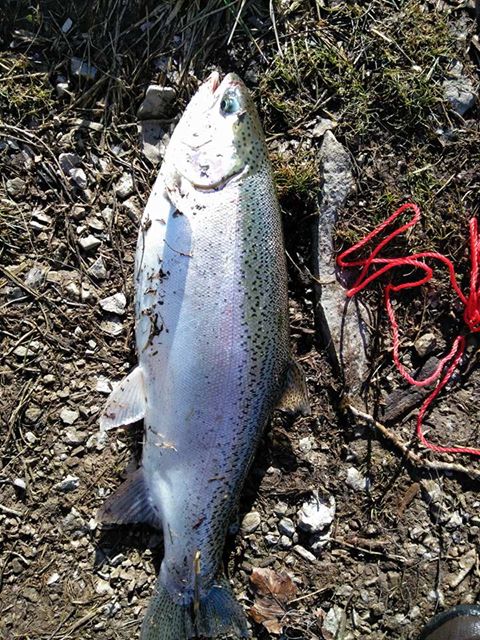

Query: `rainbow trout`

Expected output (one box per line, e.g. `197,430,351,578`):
98,72,309,639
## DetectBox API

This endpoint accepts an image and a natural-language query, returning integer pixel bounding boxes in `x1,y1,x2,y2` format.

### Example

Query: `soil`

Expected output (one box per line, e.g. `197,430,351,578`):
1,2,479,640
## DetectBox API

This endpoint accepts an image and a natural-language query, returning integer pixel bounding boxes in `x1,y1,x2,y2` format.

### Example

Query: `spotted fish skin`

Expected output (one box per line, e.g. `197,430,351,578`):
98,73,308,639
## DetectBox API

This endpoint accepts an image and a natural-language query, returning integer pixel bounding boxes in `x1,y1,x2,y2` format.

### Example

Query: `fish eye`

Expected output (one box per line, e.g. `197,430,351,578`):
220,94,240,115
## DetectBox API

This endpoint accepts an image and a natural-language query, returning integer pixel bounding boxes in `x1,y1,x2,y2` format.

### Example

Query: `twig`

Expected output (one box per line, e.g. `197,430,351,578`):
345,403,480,482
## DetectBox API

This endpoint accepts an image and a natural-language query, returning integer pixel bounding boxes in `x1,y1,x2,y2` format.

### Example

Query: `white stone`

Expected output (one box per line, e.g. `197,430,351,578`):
322,605,346,640
70,167,88,189
346,467,368,492
59,152,81,174
298,495,335,533
47,572,60,585
60,407,79,425
114,173,134,200
138,85,176,119
100,319,123,336
95,375,113,394
99,292,127,315
88,257,107,280
78,235,101,252
293,544,316,563
278,517,295,538
241,511,261,534
71,57,97,80
54,475,80,492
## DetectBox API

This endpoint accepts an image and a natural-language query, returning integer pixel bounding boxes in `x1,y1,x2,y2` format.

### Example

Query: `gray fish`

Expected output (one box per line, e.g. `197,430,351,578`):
98,72,309,639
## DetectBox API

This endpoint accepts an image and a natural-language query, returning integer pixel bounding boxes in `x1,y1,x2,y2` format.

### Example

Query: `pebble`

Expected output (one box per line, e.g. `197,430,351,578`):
71,57,97,80
115,173,134,200
54,475,80,492
70,167,88,189
60,407,79,425
278,517,295,538
298,435,315,453
96,578,113,595
100,319,123,336
241,511,261,534
88,257,107,280
78,235,101,252
138,85,176,119
58,152,81,174
293,544,316,563
273,501,288,516
13,478,26,490
6,177,26,198
346,467,368,492
443,61,476,116
47,572,60,585
95,375,113,394
279,535,293,549
322,605,346,640
14,343,40,358
414,332,436,358
298,494,335,533
99,292,127,316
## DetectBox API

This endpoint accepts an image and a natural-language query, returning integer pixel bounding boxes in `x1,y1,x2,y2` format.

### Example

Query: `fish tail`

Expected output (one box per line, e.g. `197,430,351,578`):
141,574,249,639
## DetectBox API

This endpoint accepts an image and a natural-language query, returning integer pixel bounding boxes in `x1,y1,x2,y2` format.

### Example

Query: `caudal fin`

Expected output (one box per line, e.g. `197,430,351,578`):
141,574,248,639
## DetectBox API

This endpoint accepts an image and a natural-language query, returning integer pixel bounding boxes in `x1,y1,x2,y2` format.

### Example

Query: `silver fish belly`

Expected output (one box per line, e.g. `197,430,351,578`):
98,72,309,640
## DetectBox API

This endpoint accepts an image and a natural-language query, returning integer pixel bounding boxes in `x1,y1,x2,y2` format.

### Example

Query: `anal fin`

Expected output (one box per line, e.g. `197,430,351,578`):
99,366,146,433
97,467,159,527
277,359,311,416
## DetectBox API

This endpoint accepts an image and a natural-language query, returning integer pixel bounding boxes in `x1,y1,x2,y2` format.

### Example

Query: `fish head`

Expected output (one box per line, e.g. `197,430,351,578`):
163,72,267,196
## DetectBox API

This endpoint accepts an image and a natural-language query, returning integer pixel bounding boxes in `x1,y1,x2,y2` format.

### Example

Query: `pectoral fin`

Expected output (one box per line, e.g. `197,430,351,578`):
97,467,159,527
99,366,146,433
277,359,311,416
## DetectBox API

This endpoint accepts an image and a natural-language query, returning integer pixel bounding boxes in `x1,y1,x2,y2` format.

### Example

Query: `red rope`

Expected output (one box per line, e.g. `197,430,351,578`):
337,203,480,456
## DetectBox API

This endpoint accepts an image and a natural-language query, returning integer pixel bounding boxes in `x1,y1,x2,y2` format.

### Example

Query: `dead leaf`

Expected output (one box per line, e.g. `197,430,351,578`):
249,567,297,602
249,567,297,634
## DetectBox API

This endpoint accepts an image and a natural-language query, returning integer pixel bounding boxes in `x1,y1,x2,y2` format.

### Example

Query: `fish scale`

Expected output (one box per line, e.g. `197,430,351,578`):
98,72,309,639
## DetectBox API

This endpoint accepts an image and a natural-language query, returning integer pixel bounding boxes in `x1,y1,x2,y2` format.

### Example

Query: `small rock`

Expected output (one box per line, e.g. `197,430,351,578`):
443,62,476,116
115,173,134,200
6,177,26,198
279,535,293,549
138,85,176,119
54,475,80,492
60,407,79,425
298,436,315,453
14,343,38,358
78,235,101,252
293,544,316,563
99,292,127,316
322,605,346,640
298,494,335,533
56,81,70,97
70,167,88,189
61,17,72,33
95,375,113,394
59,152,81,174
414,332,437,358
88,257,108,280
241,511,261,534
47,572,60,585
100,319,123,336
71,56,97,80
64,427,86,445
278,517,295,538
346,467,368,492
311,118,336,138
139,120,166,164
96,578,113,595
13,478,26,490
273,501,288,516
24,406,41,423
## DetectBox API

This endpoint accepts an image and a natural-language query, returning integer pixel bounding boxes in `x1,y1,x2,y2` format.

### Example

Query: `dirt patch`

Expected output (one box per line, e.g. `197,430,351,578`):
1,2,479,639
